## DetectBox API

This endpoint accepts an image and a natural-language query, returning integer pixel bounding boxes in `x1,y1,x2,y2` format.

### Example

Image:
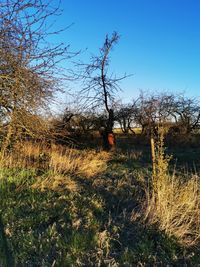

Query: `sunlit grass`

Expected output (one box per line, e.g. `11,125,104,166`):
113,127,141,134
0,141,109,178
0,140,200,265
144,131,200,246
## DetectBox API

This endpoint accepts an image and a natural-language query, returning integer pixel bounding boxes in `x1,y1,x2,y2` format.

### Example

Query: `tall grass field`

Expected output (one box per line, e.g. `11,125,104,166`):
0,138,200,266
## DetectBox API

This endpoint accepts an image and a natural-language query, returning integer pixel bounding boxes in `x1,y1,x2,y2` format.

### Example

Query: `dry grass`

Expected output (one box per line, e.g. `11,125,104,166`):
146,172,200,246
0,142,109,194
0,141,48,169
0,141,109,178
49,146,109,178
2,139,200,248
145,129,200,246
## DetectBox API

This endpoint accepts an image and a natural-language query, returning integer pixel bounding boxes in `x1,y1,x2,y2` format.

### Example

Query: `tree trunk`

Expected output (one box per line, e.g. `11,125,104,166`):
102,109,116,150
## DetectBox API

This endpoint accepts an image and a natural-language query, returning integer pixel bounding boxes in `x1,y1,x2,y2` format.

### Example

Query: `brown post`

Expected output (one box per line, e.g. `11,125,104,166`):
150,136,156,177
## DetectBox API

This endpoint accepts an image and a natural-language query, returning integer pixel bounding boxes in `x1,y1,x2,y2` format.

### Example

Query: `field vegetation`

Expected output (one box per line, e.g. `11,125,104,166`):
0,0,200,266
0,133,200,266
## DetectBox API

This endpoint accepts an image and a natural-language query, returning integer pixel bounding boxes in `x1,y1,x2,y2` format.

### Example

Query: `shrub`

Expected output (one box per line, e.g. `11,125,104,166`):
145,128,200,246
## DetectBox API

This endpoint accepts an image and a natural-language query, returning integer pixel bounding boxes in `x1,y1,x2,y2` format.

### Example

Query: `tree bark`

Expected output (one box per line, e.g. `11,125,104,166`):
102,109,116,150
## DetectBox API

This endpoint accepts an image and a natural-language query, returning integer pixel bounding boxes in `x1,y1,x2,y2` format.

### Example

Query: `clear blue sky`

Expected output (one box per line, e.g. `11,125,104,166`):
53,0,200,103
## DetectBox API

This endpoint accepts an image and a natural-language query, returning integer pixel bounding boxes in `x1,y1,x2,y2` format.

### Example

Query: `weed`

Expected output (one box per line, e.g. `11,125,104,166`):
145,128,200,246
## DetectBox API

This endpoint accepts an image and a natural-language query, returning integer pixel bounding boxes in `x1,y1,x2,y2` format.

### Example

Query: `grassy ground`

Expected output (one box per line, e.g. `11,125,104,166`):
0,140,200,266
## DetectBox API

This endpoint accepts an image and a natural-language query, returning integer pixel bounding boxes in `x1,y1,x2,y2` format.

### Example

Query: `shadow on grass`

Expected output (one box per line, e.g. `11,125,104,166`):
0,213,15,267
0,163,199,266
71,160,200,266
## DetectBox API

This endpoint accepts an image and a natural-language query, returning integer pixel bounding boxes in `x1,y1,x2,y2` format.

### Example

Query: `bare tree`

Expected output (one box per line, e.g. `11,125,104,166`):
133,92,174,137
115,103,136,134
0,0,75,152
79,32,127,150
170,95,200,134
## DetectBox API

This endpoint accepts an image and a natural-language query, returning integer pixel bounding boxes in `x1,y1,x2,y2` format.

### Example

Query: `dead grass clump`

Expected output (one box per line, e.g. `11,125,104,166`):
49,149,109,178
0,142,109,178
145,128,200,246
0,141,49,169
16,141,44,159
146,173,200,246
